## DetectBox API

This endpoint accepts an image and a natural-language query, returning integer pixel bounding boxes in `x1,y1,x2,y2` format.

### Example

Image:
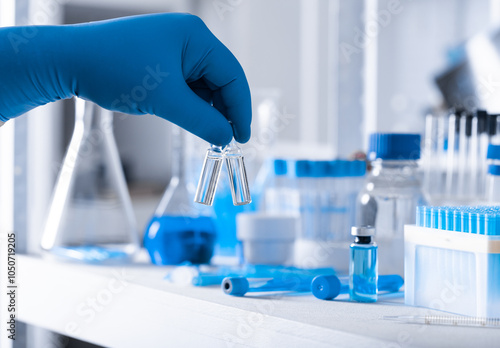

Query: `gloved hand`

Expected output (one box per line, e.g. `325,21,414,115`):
0,13,251,145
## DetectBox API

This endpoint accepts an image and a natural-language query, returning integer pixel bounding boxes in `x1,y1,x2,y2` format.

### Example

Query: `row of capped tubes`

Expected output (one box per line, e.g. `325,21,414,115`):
416,205,500,235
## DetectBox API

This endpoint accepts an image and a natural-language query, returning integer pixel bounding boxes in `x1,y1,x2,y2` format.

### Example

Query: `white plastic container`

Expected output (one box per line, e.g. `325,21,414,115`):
236,213,298,265
404,224,500,317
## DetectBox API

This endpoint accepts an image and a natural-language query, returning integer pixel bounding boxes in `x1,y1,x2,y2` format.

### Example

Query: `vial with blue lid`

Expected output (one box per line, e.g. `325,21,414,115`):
349,226,378,303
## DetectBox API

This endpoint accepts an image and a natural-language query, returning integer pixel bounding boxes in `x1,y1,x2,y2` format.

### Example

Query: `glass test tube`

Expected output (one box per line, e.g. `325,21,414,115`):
194,145,224,205
225,140,252,205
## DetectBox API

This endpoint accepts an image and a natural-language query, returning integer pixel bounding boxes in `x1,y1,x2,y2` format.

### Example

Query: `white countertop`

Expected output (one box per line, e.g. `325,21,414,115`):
17,255,500,347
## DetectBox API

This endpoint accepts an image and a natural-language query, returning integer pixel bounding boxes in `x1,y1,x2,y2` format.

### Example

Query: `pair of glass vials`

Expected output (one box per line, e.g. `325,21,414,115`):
195,140,251,206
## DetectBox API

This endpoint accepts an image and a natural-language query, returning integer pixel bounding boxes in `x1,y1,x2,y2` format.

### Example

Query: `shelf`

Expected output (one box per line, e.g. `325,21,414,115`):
17,255,499,347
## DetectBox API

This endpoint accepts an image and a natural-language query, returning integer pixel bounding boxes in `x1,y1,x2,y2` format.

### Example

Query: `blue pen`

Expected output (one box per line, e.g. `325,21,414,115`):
311,274,404,300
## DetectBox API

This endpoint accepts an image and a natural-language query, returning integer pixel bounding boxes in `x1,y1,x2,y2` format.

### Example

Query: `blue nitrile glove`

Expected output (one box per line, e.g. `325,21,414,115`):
0,13,251,145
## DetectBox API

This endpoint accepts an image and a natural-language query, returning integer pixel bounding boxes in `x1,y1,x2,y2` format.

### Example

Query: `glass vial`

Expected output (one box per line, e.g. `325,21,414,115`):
41,99,139,263
349,226,378,302
225,140,252,205
194,144,224,205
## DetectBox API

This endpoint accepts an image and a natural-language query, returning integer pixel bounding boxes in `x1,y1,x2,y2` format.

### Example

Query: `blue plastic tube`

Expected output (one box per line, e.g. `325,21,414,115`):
222,274,404,298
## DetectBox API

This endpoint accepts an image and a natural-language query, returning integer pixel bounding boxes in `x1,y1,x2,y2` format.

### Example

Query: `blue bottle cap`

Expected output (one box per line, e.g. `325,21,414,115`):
312,161,329,178
487,144,500,160
350,160,367,177
368,133,421,160
311,275,341,300
488,164,500,176
328,160,349,177
294,160,312,177
273,159,288,176
222,277,249,296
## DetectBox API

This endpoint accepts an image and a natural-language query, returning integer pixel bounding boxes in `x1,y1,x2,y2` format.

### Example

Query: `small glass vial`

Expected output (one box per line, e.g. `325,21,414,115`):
349,226,378,302
194,144,225,205
224,140,251,206
194,139,251,206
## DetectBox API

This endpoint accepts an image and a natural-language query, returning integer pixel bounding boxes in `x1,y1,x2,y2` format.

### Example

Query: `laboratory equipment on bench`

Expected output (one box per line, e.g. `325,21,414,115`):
195,139,251,206
311,274,403,300
292,159,366,270
422,109,498,204
221,272,403,298
221,267,335,296
405,205,500,317
381,315,500,328
236,213,298,265
357,133,425,276
349,226,378,303
41,99,139,263
144,126,216,265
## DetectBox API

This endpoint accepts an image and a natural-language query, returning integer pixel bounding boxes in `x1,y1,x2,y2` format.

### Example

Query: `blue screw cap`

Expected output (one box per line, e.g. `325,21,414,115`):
222,277,249,296
488,164,500,176
273,159,288,176
294,160,312,177
311,275,341,300
487,144,500,160
368,133,421,160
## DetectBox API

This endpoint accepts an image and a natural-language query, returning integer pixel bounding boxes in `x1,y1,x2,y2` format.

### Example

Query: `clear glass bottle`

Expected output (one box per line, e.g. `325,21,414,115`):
144,126,216,265
486,164,500,204
349,226,378,303
41,99,139,263
356,133,426,276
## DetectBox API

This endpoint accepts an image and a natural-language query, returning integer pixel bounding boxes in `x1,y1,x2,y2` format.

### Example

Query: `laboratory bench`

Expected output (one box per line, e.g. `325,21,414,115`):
18,254,500,347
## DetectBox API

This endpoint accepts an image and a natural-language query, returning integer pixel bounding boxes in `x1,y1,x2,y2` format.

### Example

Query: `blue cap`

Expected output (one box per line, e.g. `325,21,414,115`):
222,277,249,296
329,160,349,177
294,160,312,177
368,133,421,160
311,275,341,300
312,161,329,178
350,160,367,177
489,164,500,176
273,159,288,176
487,144,500,160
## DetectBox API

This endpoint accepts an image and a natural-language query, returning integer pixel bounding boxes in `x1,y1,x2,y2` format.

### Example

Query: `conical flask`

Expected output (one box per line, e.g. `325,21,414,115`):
144,125,216,265
41,98,139,263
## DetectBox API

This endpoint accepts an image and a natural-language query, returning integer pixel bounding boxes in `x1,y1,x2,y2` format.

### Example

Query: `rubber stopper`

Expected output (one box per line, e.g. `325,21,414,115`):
311,275,341,300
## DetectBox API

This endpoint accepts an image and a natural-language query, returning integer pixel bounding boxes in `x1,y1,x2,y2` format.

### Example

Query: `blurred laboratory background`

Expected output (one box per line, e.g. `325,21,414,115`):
2,0,500,347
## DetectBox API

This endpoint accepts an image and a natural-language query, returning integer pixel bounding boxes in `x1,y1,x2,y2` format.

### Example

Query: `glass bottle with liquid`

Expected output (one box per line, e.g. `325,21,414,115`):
41,99,139,263
144,126,216,265
356,133,426,276
349,226,378,302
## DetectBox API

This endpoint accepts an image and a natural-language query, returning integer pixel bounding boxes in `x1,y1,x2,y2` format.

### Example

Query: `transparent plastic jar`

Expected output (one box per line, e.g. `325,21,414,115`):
357,133,426,276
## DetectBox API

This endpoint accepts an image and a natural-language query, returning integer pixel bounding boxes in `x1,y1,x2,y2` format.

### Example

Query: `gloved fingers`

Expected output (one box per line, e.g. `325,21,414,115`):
212,90,228,122
188,78,213,104
185,35,251,143
156,76,233,146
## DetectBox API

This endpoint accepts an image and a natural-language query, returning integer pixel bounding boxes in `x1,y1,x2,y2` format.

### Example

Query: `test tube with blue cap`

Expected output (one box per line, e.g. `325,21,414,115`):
221,273,403,298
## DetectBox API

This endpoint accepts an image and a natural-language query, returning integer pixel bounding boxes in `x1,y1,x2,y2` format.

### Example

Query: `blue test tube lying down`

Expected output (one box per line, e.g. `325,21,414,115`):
222,274,403,298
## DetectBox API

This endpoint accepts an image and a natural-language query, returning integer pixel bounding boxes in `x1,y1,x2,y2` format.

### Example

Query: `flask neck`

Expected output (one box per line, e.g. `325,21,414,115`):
170,126,186,182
